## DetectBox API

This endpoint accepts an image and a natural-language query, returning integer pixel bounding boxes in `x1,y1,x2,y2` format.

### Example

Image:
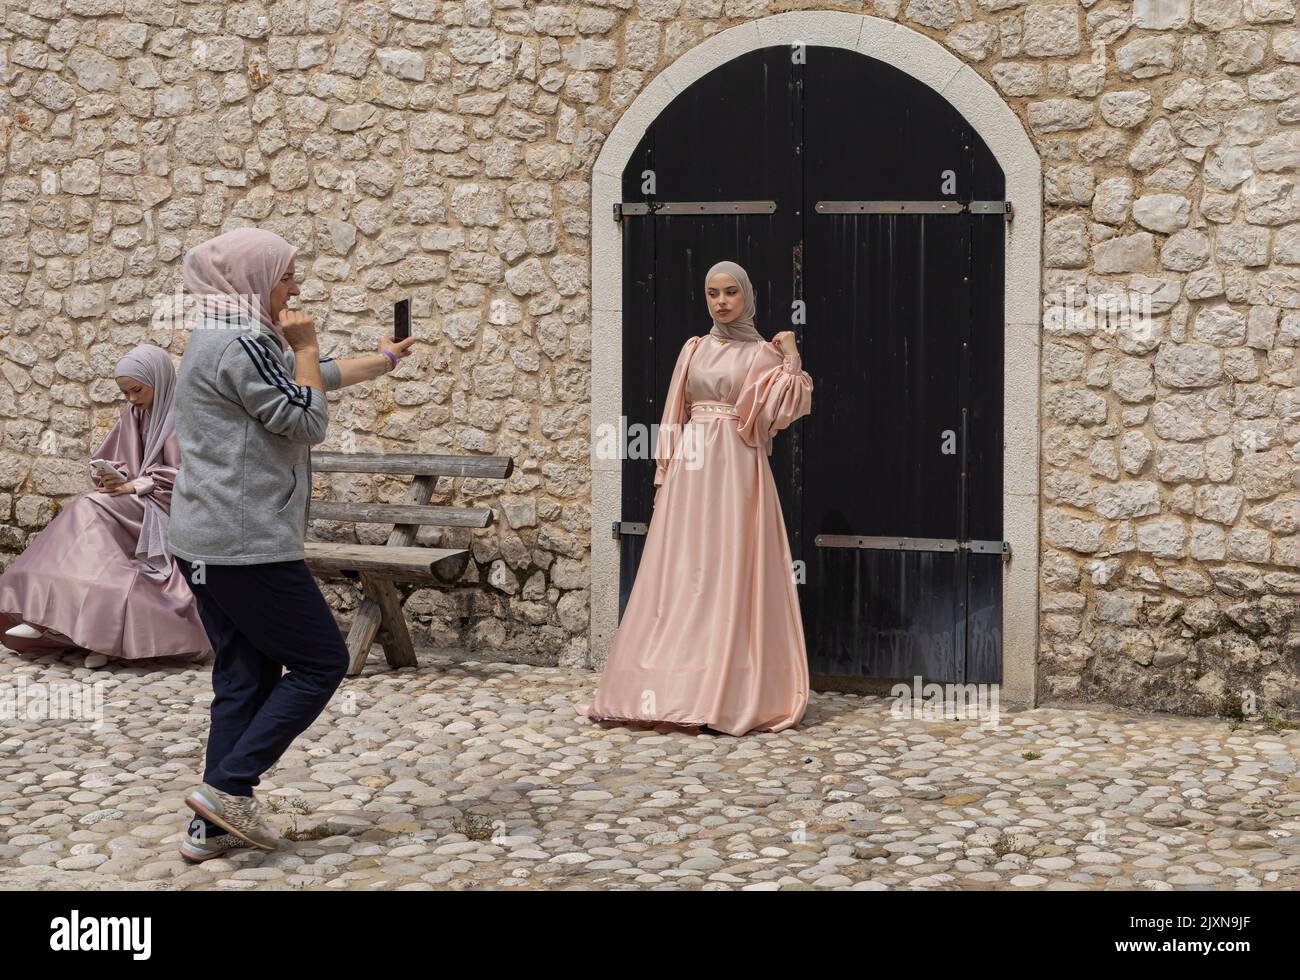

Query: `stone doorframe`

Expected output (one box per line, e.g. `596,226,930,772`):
588,13,1043,707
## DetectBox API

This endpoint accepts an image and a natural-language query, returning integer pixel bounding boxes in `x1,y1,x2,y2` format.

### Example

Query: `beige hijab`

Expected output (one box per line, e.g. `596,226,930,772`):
706,261,765,343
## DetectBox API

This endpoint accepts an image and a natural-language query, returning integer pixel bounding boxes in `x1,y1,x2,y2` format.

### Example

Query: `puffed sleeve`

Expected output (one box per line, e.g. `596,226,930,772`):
131,431,181,511
88,414,131,488
736,338,813,453
653,336,703,495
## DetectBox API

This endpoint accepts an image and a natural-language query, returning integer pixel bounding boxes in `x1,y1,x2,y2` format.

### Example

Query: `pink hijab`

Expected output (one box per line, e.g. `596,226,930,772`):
182,227,296,348
98,344,178,571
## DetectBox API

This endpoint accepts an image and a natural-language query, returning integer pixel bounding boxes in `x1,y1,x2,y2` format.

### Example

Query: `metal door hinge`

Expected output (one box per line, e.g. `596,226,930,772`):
614,201,778,221
613,520,649,539
815,200,1012,220
815,534,1010,559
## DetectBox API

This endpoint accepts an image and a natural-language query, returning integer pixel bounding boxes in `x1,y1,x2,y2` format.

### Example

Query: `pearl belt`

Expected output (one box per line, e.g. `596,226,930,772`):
689,400,739,420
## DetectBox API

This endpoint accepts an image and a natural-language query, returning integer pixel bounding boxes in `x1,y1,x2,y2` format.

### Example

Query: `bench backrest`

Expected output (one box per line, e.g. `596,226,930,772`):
310,452,514,544
312,452,513,479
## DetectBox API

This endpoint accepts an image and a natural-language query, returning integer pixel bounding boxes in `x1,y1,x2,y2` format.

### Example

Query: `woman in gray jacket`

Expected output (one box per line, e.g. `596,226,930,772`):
168,227,414,862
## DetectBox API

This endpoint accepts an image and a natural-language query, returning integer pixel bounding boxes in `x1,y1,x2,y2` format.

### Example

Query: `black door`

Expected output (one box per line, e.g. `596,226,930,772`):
617,45,1005,684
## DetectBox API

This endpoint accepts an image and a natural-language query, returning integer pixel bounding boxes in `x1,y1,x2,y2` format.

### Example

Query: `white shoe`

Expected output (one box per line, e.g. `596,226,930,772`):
5,623,44,639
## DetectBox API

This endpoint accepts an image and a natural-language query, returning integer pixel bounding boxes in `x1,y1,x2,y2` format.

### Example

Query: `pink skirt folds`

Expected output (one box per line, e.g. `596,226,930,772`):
0,490,210,661
578,399,809,735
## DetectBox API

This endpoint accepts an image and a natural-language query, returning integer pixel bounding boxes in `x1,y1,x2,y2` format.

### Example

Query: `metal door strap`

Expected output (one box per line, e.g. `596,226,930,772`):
815,534,1010,557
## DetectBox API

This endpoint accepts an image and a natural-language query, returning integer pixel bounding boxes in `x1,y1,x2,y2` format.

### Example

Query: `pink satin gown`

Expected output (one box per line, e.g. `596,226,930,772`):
0,426,211,661
579,334,814,735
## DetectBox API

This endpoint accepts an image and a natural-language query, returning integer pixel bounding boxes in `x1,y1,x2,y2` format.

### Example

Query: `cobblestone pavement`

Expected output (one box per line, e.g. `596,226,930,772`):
1,648,1298,891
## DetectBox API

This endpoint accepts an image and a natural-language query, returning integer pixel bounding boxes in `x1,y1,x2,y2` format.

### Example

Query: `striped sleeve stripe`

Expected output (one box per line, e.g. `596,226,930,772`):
237,336,312,410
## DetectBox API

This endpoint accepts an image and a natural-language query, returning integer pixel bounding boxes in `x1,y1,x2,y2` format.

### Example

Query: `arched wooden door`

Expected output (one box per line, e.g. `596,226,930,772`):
616,45,1007,684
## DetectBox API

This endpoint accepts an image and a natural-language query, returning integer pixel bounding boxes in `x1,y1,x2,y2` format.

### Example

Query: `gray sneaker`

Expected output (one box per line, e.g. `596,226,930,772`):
184,783,278,851
179,817,248,863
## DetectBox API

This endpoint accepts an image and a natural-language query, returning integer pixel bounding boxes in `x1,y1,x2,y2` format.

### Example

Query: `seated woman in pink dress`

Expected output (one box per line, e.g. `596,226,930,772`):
0,344,211,660
578,260,814,735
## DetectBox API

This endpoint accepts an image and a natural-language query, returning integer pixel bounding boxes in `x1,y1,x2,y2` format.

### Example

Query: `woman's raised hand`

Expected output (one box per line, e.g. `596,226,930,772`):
772,331,798,356
380,336,417,364
278,310,318,352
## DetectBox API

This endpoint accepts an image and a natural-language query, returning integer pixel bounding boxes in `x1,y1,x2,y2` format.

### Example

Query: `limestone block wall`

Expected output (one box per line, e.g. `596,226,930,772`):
1020,0,1300,717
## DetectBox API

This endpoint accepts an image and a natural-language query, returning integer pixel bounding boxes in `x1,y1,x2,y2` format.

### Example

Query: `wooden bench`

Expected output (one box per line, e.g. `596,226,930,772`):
305,451,514,675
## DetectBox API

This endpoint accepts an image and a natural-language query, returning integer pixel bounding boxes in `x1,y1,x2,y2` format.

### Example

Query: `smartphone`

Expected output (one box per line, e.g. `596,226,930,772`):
91,458,127,482
394,298,410,342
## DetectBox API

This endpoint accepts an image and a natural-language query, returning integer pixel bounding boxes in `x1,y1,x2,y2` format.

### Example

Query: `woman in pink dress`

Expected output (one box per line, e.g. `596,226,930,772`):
0,344,211,660
579,260,814,735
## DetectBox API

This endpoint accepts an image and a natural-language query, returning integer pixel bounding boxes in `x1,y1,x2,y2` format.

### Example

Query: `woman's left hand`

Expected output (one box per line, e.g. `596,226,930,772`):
773,331,798,356
379,336,418,367
96,483,135,496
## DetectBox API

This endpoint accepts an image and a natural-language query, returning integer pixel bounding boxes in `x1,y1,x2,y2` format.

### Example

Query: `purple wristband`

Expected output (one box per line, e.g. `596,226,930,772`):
381,349,398,371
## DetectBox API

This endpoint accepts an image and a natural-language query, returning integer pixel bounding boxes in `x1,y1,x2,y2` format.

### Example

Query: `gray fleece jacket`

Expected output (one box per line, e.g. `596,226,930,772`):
168,315,342,565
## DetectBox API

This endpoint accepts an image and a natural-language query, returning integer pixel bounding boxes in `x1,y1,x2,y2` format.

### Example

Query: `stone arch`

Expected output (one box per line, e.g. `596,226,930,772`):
589,12,1043,707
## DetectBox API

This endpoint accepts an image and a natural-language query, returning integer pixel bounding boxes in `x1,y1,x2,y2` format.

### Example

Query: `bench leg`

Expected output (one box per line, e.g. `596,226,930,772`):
345,573,418,674
344,594,382,676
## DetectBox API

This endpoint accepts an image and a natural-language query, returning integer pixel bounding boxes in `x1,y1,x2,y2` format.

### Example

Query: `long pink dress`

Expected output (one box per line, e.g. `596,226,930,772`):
580,334,814,735
0,410,211,660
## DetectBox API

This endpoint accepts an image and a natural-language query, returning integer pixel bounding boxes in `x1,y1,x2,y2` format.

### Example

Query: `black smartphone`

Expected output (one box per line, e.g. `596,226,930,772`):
394,298,410,342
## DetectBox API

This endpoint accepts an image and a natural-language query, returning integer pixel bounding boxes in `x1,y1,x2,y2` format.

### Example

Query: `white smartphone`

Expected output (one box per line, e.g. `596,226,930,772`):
91,458,128,482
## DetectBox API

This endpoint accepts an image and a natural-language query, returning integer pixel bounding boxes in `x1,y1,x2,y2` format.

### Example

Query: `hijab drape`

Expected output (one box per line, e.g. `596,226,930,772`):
705,260,783,457
100,344,179,570
706,261,765,343
181,227,297,348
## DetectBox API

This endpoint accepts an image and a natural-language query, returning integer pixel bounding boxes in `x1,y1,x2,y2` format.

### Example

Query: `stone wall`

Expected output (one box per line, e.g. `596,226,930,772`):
1,0,1299,717
1023,0,1300,719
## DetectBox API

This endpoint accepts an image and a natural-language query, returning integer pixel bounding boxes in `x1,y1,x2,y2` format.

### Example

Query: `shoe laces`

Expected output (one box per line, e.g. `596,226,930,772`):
226,793,264,825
